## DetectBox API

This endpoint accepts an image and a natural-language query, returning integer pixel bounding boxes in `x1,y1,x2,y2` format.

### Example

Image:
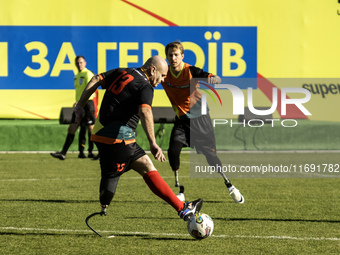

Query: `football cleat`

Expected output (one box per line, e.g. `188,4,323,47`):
229,185,245,204
78,152,87,159
50,151,65,160
92,154,100,161
178,198,203,221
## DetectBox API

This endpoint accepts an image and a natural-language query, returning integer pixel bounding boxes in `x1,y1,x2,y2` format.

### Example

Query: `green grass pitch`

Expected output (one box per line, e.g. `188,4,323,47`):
0,152,339,254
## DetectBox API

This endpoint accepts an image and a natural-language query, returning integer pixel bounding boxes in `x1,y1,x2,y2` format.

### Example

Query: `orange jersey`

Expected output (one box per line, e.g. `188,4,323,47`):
161,63,213,119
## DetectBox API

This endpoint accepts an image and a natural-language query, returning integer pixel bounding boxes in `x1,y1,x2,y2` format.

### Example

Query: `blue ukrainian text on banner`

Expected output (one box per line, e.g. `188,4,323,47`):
0,26,257,90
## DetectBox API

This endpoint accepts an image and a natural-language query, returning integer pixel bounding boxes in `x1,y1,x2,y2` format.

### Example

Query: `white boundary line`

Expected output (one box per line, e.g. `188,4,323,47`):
0,175,187,182
0,227,339,241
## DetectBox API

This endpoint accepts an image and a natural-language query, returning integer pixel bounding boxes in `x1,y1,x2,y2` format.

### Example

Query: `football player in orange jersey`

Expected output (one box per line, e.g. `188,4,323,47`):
161,41,244,204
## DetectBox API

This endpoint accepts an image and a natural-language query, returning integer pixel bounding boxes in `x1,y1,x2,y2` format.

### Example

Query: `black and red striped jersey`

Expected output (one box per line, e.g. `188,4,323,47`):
91,67,154,145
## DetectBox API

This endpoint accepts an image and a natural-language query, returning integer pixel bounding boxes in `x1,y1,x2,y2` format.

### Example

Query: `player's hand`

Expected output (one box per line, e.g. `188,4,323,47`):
208,75,221,84
74,104,85,124
150,142,166,162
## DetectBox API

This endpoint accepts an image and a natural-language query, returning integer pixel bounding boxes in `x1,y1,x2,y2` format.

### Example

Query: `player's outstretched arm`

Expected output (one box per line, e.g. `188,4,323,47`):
139,106,166,162
74,75,101,124
77,75,101,108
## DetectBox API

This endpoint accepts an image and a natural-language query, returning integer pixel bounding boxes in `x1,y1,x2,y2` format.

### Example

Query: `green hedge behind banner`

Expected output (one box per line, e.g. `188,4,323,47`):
0,120,339,152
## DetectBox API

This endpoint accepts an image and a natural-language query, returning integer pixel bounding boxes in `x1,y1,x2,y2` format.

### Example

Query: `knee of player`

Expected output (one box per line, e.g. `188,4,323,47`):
131,155,156,175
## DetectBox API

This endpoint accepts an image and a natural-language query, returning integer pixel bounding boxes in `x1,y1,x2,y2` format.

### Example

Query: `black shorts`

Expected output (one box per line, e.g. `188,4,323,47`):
72,100,96,126
95,141,146,178
170,113,217,156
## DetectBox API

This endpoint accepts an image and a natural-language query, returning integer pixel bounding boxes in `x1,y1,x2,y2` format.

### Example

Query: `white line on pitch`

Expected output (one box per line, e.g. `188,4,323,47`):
0,176,190,182
0,227,339,241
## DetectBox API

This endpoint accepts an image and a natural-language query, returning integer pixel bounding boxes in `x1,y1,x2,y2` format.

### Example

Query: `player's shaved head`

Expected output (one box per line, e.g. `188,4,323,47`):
141,55,168,87
143,55,167,71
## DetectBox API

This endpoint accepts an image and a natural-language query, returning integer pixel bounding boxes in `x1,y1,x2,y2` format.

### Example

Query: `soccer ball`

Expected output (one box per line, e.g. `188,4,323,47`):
187,213,214,239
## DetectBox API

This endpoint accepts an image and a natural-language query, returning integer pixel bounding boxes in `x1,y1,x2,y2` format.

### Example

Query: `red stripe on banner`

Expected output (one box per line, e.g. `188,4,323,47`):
121,0,178,27
10,105,50,120
119,3,294,121
257,73,308,119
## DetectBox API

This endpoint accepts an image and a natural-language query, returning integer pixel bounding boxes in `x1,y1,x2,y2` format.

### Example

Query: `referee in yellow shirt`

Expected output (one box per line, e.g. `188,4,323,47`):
51,55,97,160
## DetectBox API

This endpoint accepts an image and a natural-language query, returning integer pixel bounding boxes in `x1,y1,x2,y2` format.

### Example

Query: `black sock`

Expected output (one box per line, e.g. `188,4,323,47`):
61,134,75,155
78,125,86,153
88,131,93,153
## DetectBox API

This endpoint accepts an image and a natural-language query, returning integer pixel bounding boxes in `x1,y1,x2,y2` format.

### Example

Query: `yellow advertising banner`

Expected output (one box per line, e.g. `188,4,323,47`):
0,0,339,121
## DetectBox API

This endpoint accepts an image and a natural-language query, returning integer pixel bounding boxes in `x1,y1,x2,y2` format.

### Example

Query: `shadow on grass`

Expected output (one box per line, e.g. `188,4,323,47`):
140,236,193,241
4,199,338,224
0,199,97,203
0,199,165,204
0,231,192,241
214,217,340,224
0,232,90,237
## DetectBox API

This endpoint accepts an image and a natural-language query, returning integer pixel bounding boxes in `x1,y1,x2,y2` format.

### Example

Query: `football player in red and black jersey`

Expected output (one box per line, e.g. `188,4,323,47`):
75,55,203,221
